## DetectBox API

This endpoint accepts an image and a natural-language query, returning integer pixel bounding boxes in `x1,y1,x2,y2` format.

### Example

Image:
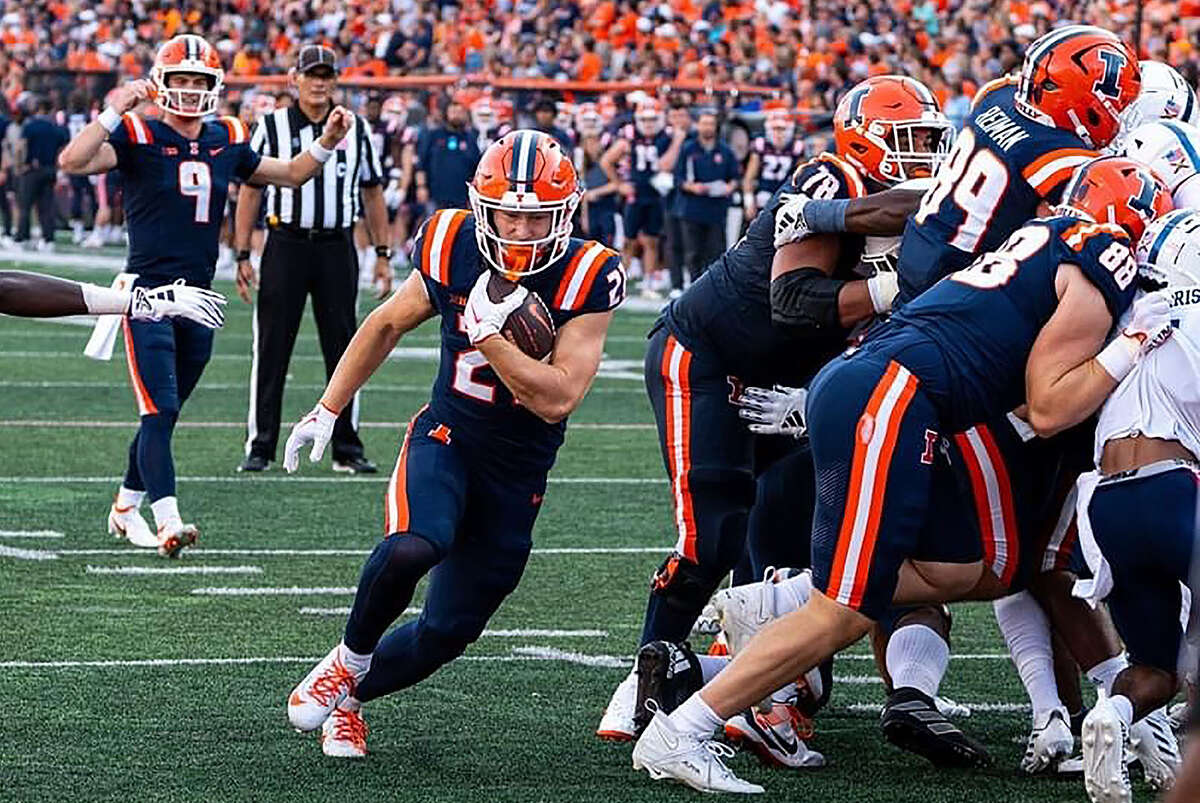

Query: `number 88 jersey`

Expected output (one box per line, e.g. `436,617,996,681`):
108,112,261,287
895,78,1096,304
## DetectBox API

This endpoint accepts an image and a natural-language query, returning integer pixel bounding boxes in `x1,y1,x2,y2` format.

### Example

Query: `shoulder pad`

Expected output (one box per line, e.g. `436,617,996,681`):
793,153,867,199
218,116,250,144
971,75,1018,110
1022,147,1096,197
1058,220,1129,252
416,209,473,285
552,241,620,311
120,112,154,145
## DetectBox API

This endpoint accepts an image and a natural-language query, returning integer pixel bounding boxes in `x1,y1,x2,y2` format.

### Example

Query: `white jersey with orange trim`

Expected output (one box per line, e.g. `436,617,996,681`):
896,77,1098,303
410,209,625,473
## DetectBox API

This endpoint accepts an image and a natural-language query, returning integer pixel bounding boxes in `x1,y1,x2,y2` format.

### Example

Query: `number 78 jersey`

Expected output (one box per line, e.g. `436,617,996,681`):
895,79,1097,304
885,215,1137,431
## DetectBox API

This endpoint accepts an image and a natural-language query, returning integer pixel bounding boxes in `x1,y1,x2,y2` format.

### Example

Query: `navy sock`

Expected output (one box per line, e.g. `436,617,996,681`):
343,533,440,655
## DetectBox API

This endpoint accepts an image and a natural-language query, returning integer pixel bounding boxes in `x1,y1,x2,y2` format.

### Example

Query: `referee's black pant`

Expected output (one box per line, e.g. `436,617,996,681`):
245,226,365,463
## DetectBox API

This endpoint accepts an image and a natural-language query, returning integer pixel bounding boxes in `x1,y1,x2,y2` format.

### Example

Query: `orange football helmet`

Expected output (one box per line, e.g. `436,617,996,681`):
1056,156,1172,242
1014,25,1140,149
635,99,665,137
833,75,953,186
764,109,795,149
468,130,582,279
151,34,224,118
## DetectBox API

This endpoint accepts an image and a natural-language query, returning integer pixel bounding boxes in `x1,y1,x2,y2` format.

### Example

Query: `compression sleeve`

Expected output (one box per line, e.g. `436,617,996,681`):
769,268,846,332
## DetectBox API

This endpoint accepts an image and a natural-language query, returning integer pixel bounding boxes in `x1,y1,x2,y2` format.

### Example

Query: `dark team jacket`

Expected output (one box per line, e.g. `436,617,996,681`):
108,113,261,287
412,210,626,475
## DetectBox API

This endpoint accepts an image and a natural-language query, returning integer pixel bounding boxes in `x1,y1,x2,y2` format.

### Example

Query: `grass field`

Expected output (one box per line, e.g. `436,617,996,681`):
0,257,1126,802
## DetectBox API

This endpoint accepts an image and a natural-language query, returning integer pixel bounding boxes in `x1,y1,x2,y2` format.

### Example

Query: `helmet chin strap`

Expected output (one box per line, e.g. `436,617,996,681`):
1065,109,1095,149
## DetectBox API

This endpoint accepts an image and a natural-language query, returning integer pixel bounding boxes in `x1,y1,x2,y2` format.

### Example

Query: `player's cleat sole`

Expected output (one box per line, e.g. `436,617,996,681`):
881,687,992,769
633,641,702,736
156,524,198,559
1082,697,1131,803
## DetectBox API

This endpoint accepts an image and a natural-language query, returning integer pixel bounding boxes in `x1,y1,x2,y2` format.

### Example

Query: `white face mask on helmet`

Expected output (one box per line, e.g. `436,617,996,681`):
150,35,224,118
1112,61,1200,152
1137,208,1200,288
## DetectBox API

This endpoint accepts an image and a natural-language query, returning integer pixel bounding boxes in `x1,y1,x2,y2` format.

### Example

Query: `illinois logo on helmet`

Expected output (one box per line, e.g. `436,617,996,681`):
150,34,224,118
1014,25,1140,149
1057,156,1173,243
468,130,582,279
833,75,954,186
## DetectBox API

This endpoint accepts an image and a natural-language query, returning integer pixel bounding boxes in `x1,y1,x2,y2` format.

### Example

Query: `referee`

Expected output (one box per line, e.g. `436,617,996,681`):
234,44,392,474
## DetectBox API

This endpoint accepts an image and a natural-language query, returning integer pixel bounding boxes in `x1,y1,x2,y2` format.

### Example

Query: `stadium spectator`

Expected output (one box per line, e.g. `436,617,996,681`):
673,108,737,286
14,96,68,251
0,99,12,244
415,95,480,212
531,97,574,153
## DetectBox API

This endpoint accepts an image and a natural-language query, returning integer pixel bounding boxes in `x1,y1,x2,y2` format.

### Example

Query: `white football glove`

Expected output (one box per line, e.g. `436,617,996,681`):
735,385,808,438
464,270,528,345
1096,289,1175,382
129,280,227,329
773,192,811,247
283,402,338,473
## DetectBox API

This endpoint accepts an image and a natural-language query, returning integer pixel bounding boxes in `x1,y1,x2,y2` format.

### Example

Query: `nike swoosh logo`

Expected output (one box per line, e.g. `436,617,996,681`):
752,715,798,754
210,147,224,155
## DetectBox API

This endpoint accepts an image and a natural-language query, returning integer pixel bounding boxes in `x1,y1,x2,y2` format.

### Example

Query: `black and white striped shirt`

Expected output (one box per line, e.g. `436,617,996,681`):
250,105,385,230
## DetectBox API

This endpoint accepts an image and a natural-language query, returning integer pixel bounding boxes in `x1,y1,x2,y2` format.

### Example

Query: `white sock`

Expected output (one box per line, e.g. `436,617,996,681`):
339,642,373,674
669,692,724,738
150,496,182,532
886,624,949,698
218,242,232,262
1110,693,1134,727
1087,654,1129,695
994,591,1063,716
773,570,813,614
115,486,145,510
80,283,132,315
697,654,729,683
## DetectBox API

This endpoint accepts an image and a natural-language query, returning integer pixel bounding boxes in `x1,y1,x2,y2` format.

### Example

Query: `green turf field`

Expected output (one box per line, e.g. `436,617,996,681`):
0,260,1125,802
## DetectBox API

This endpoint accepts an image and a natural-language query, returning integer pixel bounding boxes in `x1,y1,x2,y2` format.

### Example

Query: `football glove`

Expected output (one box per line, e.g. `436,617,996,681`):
735,385,808,438
773,192,811,247
283,402,338,473
129,280,227,329
1096,289,1174,382
464,271,528,345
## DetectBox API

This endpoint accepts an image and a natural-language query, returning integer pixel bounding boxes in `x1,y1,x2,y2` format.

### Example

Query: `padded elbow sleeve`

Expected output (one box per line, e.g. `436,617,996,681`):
770,268,845,331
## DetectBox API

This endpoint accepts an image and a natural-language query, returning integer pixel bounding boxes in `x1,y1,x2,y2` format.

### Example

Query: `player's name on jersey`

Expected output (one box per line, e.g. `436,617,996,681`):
974,106,1030,151
1169,285,1200,308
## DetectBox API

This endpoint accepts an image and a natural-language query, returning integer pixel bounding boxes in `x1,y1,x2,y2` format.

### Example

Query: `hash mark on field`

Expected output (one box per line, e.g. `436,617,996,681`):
0,544,58,560
59,547,665,557
85,565,264,576
0,530,64,538
192,586,356,596
2,475,665,485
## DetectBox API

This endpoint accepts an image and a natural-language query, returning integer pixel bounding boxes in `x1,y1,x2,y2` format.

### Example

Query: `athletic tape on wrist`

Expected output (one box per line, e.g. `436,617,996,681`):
802,198,850,233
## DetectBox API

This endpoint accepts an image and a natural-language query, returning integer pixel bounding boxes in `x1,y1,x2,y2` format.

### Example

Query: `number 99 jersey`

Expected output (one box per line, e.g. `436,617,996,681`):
876,215,1136,431
107,112,261,287
895,78,1097,304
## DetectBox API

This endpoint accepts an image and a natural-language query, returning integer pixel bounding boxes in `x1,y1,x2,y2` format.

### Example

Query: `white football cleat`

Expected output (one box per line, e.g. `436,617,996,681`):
1129,707,1181,791
156,522,198,558
597,669,638,741
632,709,764,794
1082,694,1132,803
934,696,972,720
320,699,368,758
288,644,367,732
724,703,825,769
1021,707,1073,774
713,568,784,655
107,500,159,549
691,600,721,637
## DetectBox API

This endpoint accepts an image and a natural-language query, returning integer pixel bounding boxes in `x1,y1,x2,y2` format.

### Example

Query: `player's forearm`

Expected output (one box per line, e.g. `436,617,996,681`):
836,280,878,329
233,185,263,252
361,186,390,247
801,189,925,237
476,337,585,424
58,122,111,174
658,135,686,172
599,148,623,185
319,310,404,412
0,271,88,316
1025,360,1117,437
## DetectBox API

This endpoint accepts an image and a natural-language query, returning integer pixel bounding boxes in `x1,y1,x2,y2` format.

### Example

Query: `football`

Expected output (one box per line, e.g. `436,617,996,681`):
488,272,556,360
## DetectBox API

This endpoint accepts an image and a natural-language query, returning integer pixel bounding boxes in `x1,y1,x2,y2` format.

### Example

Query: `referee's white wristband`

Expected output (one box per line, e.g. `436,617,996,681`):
98,107,122,134
309,141,334,163
1095,334,1140,382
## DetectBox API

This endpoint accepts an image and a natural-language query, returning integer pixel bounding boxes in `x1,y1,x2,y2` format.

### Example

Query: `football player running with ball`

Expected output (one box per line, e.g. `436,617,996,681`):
282,130,625,759
57,34,353,557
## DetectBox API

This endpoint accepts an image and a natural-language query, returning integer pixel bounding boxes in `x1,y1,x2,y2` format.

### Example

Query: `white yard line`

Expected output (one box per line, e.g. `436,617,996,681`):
508,647,628,668
85,565,263,576
192,586,357,596
298,607,422,616
0,530,64,538
57,546,665,557
846,702,1030,714
0,475,665,486
0,544,59,561
0,418,653,431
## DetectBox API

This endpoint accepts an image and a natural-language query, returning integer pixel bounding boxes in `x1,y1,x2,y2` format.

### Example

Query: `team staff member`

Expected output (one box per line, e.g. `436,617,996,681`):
15,96,69,250
234,44,390,474
414,95,480,212
672,109,738,285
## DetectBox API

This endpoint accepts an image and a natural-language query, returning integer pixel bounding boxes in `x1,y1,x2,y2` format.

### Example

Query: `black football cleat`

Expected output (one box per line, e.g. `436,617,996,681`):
881,687,992,769
633,640,703,736
333,457,378,475
236,454,271,473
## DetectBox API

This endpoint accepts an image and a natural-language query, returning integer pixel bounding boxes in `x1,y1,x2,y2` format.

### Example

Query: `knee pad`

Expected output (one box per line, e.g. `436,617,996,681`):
376,532,442,576
649,553,724,613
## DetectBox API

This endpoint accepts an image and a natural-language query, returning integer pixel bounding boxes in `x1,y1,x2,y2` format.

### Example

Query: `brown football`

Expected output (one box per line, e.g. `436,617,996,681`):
487,273,556,360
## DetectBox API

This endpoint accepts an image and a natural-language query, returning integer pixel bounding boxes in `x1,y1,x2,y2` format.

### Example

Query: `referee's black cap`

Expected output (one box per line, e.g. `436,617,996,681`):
297,44,338,76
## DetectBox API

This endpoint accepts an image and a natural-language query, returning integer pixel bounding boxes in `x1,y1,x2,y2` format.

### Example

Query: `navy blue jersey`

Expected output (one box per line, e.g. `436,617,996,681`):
412,209,626,474
664,152,867,385
620,125,674,199
416,127,482,207
750,135,806,206
108,113,260,286
873,215,1137,431
896,78,1097,303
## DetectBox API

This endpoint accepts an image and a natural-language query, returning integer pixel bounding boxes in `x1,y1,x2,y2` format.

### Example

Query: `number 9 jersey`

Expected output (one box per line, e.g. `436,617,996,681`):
108,112,261,286
895,78,1096,303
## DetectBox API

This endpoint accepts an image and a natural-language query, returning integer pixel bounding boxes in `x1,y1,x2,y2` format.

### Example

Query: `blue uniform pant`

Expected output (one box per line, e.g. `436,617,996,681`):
121,317,213,501
350,408,546,702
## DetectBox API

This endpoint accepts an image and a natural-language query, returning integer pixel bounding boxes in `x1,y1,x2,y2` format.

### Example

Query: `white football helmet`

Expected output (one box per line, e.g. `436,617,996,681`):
635,100,665,137
859,177,933,275
1136,208,1200,287
1121,120,1200,206
764,109,795,150
471,98,497,132
1118,61,1200,146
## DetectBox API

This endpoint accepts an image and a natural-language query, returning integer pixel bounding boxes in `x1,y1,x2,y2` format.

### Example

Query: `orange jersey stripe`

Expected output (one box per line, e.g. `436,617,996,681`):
568,246,617,310
553,245,594,309
977,425,1019,586
954,431,995,568
437,210,469,284
121,320,158,416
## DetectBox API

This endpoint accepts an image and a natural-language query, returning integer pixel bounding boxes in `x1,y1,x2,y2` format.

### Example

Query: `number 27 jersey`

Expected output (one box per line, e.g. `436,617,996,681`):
896,79,1097,303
